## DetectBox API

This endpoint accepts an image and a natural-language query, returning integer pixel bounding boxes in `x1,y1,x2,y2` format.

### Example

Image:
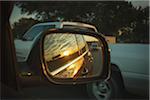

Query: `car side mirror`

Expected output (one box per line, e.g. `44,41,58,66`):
40,28,110,84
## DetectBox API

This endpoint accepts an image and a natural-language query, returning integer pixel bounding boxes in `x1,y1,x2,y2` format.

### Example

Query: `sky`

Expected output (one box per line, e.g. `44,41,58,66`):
9,1,149,27
128,0,149,7
9,6,36,27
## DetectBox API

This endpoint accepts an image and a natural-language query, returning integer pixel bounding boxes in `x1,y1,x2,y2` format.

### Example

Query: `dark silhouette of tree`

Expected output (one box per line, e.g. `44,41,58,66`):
93,1,136,35
15,1,98,22
131,7,149,43
12,18,40,39
15,1,149,43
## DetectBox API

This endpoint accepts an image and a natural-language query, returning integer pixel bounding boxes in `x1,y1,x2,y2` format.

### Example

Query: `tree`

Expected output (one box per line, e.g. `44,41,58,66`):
12,18,40,39
93,1,136,35
15,1,98,22
131,7,149,43
15,1,149,43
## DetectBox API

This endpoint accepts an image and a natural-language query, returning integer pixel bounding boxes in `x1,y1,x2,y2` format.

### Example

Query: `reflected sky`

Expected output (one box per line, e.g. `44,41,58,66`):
44,33,85,62
10,6,37,28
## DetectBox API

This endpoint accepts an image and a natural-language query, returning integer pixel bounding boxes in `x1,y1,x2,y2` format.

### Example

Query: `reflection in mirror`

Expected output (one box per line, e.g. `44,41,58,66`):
43,33,104,79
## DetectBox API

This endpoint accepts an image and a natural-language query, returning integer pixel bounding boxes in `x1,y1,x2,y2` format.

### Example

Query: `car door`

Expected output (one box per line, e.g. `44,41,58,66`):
109,43,149,96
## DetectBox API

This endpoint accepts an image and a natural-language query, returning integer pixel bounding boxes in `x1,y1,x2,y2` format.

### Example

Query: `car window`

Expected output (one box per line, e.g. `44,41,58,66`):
23,25,55,41
63,25,96,32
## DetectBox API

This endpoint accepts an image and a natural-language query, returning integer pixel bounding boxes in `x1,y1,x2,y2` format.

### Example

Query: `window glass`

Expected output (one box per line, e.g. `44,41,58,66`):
63,25,96,32
23,25,55,41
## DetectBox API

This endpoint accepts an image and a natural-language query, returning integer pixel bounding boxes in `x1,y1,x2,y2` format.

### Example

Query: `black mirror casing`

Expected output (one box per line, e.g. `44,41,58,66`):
40,28,111,84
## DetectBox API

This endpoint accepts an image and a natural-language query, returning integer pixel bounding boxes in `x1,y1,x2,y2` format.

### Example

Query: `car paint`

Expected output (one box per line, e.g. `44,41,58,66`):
109,43,149,96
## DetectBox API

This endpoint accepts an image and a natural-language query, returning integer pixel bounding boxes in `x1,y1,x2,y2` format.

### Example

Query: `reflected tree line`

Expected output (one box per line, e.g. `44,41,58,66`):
12,1,149,43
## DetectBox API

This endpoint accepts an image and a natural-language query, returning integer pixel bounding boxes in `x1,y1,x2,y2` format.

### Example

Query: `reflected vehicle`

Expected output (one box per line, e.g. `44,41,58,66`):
43,33,104,78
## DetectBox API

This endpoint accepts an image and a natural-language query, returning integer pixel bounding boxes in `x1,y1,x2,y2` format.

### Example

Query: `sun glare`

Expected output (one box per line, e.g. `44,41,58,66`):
63,50,70,56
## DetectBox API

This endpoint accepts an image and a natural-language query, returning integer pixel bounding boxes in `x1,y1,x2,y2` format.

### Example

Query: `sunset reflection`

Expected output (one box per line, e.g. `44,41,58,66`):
55,57,84,78
63,50,70,56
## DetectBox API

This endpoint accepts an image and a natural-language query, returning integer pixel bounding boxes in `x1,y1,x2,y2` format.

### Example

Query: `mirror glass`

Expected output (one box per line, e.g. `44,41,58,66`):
43,33,104,79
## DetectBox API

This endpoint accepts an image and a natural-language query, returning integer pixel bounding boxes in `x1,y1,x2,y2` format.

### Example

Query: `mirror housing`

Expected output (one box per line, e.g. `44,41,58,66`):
40,28,110,84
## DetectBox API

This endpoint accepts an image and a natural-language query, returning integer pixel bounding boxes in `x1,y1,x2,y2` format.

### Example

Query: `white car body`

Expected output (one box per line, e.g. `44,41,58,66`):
109,43,149,96
15,22,98,62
